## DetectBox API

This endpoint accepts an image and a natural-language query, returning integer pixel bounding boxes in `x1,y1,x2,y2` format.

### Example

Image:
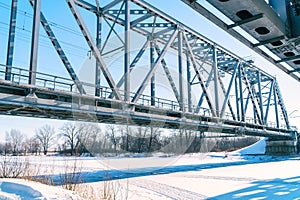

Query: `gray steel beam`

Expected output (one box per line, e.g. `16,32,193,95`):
154,27,175,38
288,68,300,74
132,30,178,103
135,23,174,28
94,0,100,12
274,83,290,128
276,54,300,63
95,13,102,96
244,91,251,115
107,9,148,15
130,13,152,27
253,35,285,47
182,32,216,116
186,53,192,112
241,66,263,124
154,42,181,105
29,0,41,85
235,77,240,121
5,0,18,81
220,62,239,118
227,13,263,29
131,40,150,70
238,65,245,121
102,0,122,13
67,0,121,100
257,72,264,123
101,2,125,54
95,0,101,95
181,0,300,82
150,40,155,106
74,0,97,13
124,0,130,102
195,68,214,113
273,82,280,128
264,80,274,124
213,46,219,117
29,0,85,94
217,72,236,120
108,40,150,99
178,31,184,111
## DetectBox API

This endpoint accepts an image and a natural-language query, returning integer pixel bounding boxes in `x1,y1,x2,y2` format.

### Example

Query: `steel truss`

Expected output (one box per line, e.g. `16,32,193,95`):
1,0,296,137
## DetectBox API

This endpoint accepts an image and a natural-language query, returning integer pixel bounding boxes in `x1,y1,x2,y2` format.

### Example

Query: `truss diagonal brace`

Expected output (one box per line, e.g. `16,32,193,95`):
108,40,150,99
220,62,239,118
153,42,181,106
264,79,274,124
274,82,290,129
132,30,178,104
67,0,121,100
195,68,213,113
29,0,85,94
74,0,98,13
182,32,216,116
241,66,262,124
5,0,18,81
218,70,236,120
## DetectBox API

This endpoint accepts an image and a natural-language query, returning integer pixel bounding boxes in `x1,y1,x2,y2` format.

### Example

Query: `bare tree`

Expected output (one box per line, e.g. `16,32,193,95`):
77,123,101,155
148,127,161,152
119,125,131,151
27,137,40,155
5,129,24,155
60,123,82,155
106,124,120,155
35,125,55,155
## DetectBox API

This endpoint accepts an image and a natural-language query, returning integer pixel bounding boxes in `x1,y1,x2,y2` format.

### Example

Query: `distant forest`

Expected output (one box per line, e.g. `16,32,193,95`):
1,123,259,156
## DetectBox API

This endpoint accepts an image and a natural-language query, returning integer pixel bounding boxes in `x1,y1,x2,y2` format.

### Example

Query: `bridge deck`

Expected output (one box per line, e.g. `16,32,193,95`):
0,79,295,139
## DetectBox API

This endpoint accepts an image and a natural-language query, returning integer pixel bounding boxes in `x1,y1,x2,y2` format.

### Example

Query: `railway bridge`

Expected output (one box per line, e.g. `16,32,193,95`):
0,0,299,154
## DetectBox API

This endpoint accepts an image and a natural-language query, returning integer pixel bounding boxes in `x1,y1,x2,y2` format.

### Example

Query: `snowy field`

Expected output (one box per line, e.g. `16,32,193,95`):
1,139,300,199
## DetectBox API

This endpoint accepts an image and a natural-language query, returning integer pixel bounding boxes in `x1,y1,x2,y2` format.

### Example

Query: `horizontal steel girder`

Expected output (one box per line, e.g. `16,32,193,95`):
0,80,295,139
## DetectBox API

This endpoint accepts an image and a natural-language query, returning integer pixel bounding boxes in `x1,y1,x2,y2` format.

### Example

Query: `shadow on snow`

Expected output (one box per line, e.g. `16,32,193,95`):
36,155,298,185
208,176,300,199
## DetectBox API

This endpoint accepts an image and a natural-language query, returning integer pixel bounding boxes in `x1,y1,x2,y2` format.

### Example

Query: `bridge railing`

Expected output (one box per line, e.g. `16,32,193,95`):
0,64,293,131
0,64,74,92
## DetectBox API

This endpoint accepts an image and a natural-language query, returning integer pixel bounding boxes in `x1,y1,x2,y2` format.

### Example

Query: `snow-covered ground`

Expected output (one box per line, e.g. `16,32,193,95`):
1,139,300,199
0,179,82,200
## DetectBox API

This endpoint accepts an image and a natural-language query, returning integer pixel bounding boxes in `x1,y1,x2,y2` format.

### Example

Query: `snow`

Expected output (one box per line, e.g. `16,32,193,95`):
0,179,82,200
233,138,267,155
1,139,300,199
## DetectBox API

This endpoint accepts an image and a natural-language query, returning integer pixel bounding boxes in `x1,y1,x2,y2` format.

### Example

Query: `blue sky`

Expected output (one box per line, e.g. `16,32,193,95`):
0,0,299,140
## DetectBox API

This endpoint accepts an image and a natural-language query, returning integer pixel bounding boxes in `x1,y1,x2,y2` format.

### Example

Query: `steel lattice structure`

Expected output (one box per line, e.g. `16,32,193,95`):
0,0,297,139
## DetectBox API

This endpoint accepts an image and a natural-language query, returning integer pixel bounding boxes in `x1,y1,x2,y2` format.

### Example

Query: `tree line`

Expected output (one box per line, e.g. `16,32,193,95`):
0,122,259,156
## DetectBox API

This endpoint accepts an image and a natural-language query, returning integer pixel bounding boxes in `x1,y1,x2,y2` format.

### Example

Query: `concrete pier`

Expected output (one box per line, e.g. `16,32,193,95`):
265,140,298,155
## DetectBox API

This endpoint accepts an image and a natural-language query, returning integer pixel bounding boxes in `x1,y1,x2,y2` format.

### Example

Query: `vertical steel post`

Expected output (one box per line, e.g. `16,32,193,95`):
186,51,192,112
95,14,102,96
5,0,18,81
124,0,130,101
220,62,238,118
213,46,219,117
178,31,184,111
150,40,155,106
257,72,264,123
264,80,274,123
29,0,41,85
273,84,280,128
235,77,240,121
238,64,245,121
253,106,257,124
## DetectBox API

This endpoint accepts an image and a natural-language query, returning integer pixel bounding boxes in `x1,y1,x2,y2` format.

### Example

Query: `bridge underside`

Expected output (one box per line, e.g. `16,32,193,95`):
182,0,300,82
0,80,295,140
0,0,298,145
